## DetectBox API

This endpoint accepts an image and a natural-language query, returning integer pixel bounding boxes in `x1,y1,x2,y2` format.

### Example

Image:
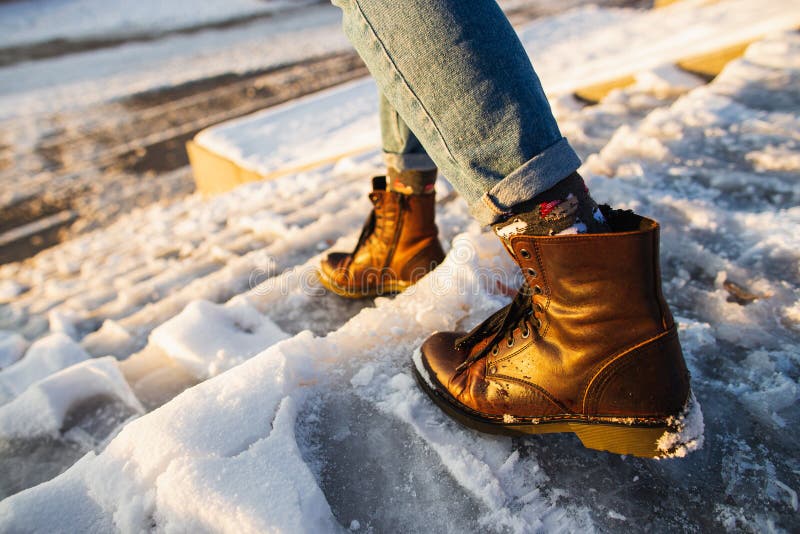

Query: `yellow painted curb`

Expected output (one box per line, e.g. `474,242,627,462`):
676,40,754,79
573,74,637,104
187,139,377,195
573,35,763,104
186,140,263,196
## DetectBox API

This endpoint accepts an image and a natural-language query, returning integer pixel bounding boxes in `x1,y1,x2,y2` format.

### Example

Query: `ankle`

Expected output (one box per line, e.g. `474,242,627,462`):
493,172,609,238
387,166,437,195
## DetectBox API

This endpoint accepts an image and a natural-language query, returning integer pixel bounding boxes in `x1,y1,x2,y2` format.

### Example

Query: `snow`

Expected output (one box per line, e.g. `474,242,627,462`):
0,2,799,532
0,331,28,370
0,357,143,438
1,232,580,532
150,299,289,379
537,0,800,96
656,393,705,459
195,79,381,177
0,0,547,52
0,333,89,404
0,280,27,303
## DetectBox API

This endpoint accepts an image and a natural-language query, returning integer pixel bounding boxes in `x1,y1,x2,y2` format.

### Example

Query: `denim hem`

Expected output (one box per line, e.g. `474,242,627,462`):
471,137,581,226
383,152,437,171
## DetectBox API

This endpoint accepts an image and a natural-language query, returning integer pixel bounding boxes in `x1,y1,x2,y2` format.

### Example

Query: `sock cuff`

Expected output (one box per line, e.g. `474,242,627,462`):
387,167,437,195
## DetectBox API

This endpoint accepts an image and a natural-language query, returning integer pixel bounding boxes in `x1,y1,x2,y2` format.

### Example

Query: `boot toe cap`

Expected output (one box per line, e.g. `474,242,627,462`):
419,331,469,393
319,252,350,283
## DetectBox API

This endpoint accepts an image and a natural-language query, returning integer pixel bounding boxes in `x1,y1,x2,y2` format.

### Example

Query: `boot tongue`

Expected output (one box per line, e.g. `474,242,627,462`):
454,283,534,372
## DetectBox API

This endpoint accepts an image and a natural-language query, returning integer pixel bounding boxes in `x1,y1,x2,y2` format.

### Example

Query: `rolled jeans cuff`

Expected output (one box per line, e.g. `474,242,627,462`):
472,137,581,226
383,152,437,171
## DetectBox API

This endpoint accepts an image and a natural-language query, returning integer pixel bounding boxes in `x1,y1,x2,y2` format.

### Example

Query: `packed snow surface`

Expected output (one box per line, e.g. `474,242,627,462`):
1,4,800,534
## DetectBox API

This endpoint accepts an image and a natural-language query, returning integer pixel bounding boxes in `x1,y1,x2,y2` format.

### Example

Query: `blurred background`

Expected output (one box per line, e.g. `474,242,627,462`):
0,0,652,264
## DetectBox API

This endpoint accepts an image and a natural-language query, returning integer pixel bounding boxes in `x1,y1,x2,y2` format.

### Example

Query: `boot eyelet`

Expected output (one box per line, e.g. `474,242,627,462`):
488,365,497,374
507,337,514,347
526,267,537,278
521,327,530,338
535,303,544,313
519,248,531,259
533,285,543,295
535,318,543,329
491,346,498,356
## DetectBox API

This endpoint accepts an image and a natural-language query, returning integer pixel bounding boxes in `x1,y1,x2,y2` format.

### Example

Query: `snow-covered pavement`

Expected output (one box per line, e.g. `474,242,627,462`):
1,2,799,532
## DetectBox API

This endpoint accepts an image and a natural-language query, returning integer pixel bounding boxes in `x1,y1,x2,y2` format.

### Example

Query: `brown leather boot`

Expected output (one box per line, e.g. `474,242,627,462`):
413,208,702,458
319,176,445,298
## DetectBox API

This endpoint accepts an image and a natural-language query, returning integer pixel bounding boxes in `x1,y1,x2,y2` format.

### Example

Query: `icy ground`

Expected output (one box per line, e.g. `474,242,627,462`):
1,14,800,534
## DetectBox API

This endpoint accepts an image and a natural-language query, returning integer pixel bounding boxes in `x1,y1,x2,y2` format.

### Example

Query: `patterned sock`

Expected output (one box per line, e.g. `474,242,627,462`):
493,172,610,240
387,166,437,195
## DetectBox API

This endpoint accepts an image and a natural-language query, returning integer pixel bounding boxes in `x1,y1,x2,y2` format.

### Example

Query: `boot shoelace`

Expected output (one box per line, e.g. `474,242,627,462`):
350,209,376,263
454,282,540,374
347,192,405,267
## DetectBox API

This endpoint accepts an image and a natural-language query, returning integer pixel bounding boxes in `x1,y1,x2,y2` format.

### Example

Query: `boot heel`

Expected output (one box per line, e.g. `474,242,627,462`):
569,423,668,458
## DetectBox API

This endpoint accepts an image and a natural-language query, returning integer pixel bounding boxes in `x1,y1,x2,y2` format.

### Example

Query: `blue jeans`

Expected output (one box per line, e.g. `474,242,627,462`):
334,0,581,225
380,92,437,172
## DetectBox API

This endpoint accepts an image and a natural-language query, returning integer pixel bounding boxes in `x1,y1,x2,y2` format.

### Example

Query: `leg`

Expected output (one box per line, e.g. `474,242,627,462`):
332,0,582,225
380,92,437,193
332,0,701,457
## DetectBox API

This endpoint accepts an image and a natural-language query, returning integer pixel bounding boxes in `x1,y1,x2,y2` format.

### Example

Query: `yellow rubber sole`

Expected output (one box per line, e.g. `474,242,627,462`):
317,269,413,299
